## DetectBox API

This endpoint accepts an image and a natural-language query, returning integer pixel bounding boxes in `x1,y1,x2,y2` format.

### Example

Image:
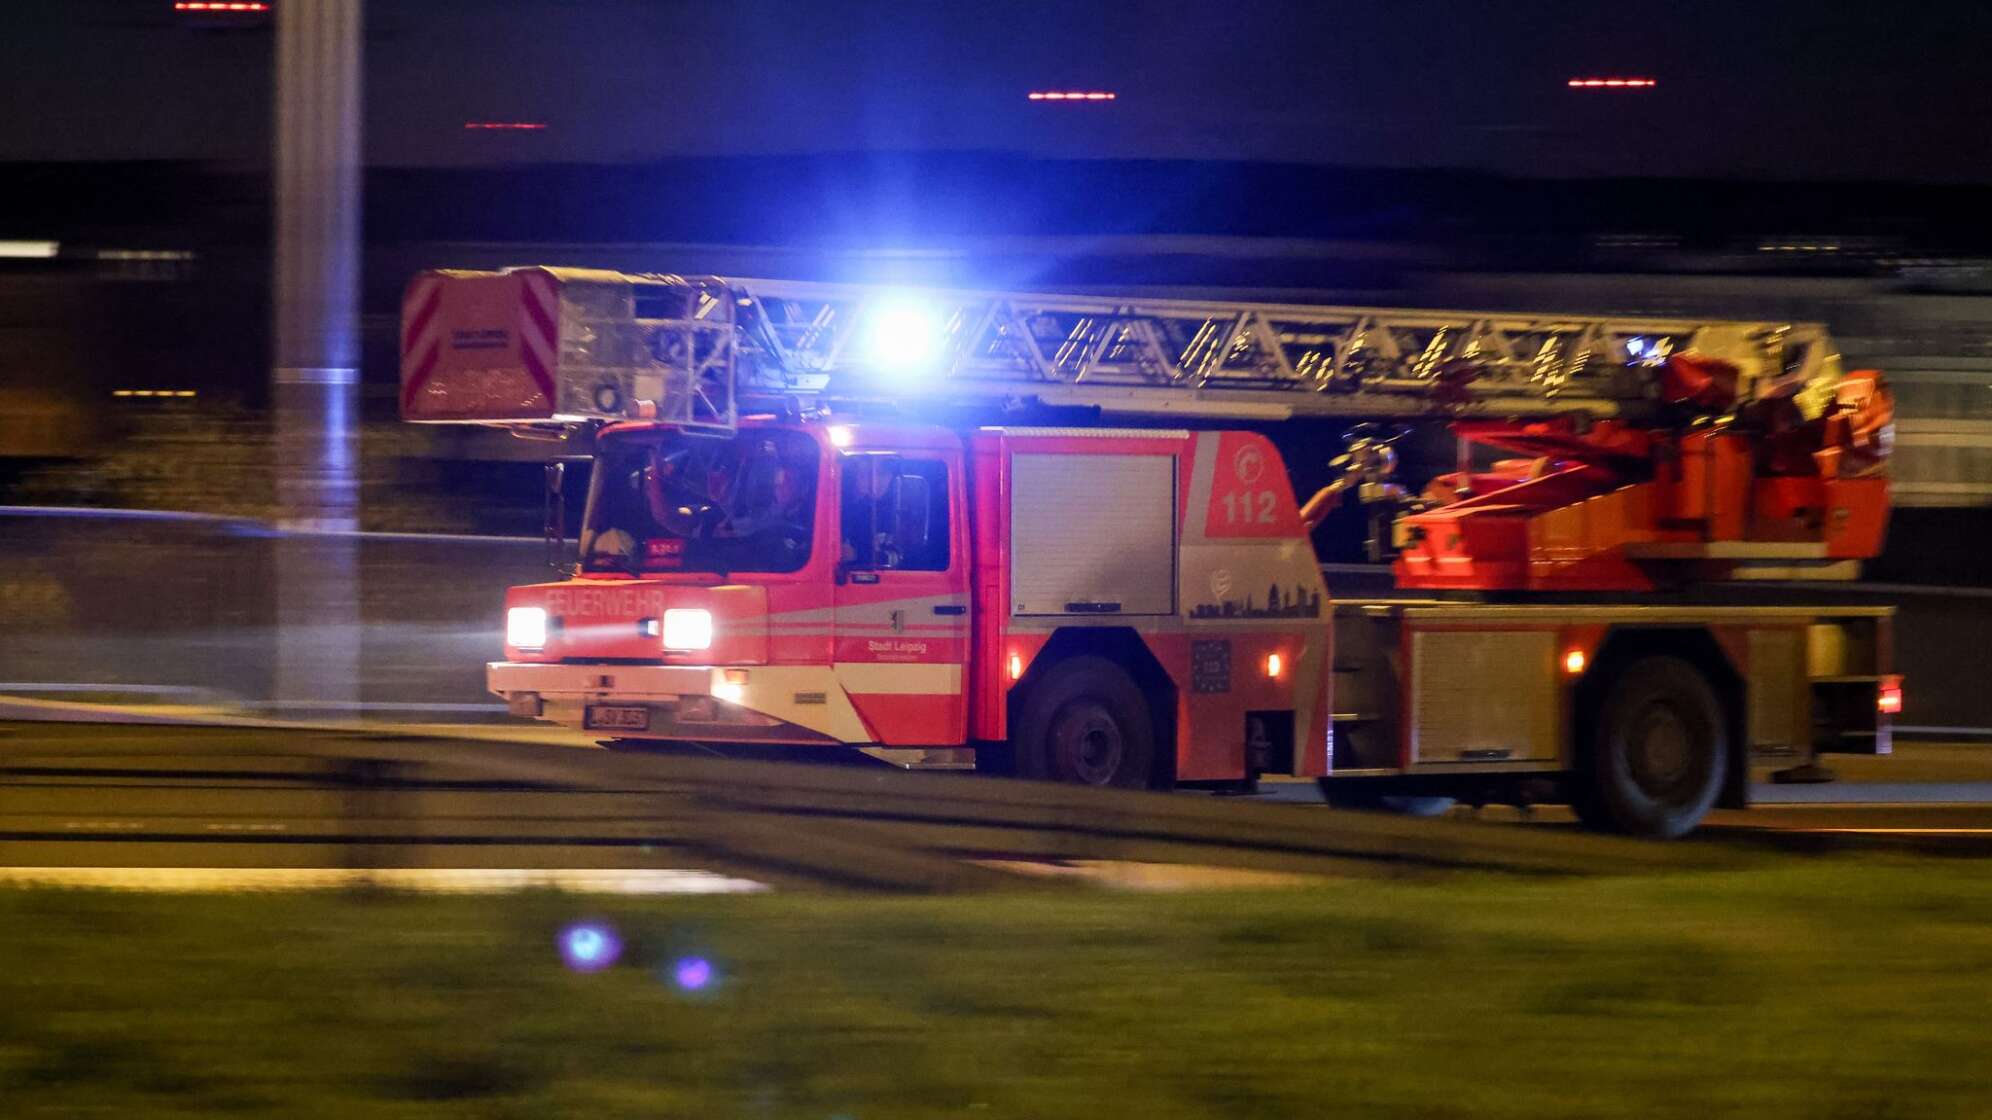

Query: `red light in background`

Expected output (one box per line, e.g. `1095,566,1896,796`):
1567,78,1657,89
175,2,271,10
1028,91,1117,102
464,122,548,131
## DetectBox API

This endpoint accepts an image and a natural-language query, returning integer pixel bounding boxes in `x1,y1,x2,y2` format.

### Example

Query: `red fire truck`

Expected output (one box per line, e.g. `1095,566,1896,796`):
403,267,1901,837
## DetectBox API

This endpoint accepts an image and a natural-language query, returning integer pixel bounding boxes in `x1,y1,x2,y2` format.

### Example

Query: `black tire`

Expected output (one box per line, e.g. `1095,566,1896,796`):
1317,780,1455,817
1575,655,1728,839
1013,656,1158,789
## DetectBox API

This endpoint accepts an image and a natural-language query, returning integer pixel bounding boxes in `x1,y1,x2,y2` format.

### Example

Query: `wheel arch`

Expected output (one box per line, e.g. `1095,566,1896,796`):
1008,626,1179,786
1573,626,1748,810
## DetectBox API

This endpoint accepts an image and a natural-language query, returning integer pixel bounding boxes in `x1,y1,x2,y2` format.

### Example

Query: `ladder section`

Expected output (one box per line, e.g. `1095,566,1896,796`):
729,277,1840,421
401,267,1846,427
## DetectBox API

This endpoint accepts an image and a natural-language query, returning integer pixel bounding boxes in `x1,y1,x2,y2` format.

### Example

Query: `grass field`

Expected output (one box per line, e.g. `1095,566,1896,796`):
3,858,1990,1118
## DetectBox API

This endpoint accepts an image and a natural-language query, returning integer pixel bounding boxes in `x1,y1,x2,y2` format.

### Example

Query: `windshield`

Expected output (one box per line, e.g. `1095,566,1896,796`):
580,429,819,575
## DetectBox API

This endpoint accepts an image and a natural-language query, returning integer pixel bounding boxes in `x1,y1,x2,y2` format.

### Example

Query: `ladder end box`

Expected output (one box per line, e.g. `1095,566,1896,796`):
398,267,734,427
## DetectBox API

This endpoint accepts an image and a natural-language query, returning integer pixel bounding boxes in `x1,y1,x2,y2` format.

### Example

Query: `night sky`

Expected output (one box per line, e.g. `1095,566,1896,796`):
4,0,1991,182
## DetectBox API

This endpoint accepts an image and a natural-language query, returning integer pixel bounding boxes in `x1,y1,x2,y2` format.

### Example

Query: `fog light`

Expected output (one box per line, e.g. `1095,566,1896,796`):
507,606,548,650
663,608,713,651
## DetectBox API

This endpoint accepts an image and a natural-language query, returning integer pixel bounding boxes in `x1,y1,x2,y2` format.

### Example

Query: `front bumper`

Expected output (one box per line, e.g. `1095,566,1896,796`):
488,661,717,702
487,661,867,744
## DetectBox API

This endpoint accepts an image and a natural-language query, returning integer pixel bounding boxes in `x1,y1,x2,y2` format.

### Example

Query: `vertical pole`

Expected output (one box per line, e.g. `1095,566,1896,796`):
273,0,363,711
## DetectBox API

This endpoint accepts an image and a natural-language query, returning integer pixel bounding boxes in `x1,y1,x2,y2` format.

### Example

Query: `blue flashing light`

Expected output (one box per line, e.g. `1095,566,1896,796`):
866,300,942,371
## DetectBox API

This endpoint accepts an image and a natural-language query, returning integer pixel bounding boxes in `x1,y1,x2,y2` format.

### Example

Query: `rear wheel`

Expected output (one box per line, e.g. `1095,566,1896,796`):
1576,655,1728,839
1014,656,1158,789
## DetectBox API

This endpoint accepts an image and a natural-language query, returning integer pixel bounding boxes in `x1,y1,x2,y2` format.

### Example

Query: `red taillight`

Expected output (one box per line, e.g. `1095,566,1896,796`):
1878,679,1903,715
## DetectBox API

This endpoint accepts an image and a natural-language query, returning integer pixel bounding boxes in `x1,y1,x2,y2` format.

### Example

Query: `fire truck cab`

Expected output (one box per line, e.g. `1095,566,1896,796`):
412,267,1900,838
492,419,1328,783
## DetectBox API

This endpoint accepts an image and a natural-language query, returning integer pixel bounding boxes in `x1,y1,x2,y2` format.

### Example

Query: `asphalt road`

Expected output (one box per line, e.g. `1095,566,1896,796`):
4,713,1991,879
1234,780,1992,853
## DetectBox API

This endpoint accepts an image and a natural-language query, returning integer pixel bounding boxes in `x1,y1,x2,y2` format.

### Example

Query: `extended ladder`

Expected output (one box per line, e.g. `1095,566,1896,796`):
400,267,1848,431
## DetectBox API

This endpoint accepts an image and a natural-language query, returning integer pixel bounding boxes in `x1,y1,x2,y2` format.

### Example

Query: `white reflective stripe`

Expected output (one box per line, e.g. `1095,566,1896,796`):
771,627,960,639
989,426,1192,438
834,662,963,694
519,270,559,367
767,593,970,627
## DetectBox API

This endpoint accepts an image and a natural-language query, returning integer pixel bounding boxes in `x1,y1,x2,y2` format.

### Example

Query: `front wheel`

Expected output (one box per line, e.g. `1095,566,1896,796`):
1575,655,1728,839
1013,656,1159,789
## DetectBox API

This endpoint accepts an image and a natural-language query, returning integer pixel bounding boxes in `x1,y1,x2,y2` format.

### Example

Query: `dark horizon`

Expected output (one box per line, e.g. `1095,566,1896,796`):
9,153,1992,263
8,1,1992,183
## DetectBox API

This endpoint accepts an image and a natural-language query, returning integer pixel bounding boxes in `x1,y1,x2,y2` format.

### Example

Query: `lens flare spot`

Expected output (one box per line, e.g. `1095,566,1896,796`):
672,956,716,992
559,922,622,972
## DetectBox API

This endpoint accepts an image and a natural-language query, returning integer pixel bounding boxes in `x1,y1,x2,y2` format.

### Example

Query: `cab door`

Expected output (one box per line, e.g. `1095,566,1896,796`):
832,449,970,745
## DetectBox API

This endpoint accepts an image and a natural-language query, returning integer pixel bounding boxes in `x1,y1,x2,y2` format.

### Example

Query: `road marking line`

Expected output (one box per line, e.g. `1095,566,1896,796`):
971,859,1329,891
1798,828,1992,836
0,867,769,894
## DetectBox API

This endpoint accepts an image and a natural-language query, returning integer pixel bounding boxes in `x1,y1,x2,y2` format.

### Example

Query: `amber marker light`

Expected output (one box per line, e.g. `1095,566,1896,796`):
1564,648,1587,675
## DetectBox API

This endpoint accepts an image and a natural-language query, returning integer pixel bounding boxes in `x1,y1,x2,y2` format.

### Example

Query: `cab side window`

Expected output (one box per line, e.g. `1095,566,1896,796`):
840,455,950,572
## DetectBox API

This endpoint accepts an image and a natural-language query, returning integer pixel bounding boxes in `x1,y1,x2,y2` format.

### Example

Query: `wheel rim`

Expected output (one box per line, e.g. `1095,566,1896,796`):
1051,700,1124,785
1625,699,1707,804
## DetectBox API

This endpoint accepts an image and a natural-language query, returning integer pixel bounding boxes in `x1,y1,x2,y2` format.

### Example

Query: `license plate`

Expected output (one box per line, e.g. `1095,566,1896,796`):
584,705,650,731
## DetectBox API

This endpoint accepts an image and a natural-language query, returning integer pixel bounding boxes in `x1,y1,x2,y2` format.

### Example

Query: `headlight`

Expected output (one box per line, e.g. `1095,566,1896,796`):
507,606,548,650
663,608,713,651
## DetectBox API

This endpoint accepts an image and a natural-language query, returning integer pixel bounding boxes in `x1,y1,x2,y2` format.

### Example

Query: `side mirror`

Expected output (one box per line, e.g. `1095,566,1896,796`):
544,460,569,575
